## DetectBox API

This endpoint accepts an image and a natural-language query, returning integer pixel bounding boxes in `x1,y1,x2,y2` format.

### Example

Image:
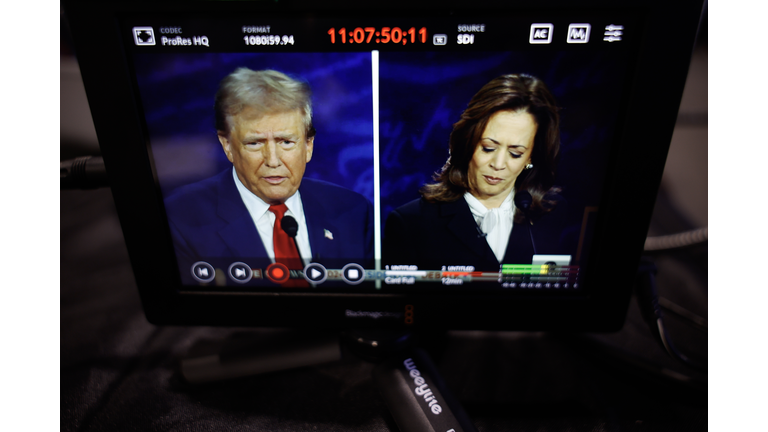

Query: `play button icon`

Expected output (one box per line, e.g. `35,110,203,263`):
227,262,253,284
303,263,327,285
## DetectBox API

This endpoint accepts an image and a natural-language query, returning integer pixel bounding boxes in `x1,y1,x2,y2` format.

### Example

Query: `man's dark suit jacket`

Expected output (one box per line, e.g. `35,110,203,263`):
383,196,567,271
164,169,374,280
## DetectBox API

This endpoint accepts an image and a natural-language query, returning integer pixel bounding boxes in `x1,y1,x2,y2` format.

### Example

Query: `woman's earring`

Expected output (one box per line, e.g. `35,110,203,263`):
525,162,534,170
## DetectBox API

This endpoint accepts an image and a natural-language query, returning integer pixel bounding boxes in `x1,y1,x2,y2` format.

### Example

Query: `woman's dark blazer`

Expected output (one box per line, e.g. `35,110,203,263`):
383,195,568,272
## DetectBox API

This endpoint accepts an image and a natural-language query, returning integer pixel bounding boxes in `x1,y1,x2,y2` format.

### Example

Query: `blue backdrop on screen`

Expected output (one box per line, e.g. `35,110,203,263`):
378,50,629,257
132,52,374,204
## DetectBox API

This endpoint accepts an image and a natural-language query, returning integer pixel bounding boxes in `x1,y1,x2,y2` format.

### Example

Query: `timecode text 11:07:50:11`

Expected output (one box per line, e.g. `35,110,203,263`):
327,27,428,44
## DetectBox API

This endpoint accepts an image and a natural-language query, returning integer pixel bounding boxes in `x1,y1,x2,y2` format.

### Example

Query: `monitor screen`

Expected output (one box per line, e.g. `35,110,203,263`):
123,12,637,294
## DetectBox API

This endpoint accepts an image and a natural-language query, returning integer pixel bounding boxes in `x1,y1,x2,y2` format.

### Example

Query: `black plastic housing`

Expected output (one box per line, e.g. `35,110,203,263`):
62,0,704,331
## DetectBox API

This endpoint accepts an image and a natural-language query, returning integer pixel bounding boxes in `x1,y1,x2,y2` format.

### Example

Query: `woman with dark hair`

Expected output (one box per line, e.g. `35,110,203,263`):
383,74,567,271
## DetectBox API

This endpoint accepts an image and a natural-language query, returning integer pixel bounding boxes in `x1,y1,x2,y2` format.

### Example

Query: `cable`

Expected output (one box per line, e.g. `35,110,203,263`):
635,259,706,373
60,155,109,189
658,296,707,331
644,226,708,251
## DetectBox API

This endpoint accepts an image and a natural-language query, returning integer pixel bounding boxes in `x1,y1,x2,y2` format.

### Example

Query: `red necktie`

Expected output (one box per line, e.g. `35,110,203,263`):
268,204,307,287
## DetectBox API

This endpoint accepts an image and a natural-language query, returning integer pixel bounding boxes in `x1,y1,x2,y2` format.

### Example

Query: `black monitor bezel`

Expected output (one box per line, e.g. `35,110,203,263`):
63,0,704,331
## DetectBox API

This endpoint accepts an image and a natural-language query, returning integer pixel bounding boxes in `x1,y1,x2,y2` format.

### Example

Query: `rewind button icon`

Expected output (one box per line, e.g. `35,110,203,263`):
603,24,624,42
191,261,215,283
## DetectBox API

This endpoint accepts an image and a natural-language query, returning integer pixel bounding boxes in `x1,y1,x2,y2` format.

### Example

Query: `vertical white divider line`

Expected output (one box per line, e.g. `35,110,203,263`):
372,50,382,289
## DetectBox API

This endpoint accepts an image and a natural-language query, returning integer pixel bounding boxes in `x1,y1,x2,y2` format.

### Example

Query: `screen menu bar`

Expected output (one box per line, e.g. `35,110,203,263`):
122,14,636,53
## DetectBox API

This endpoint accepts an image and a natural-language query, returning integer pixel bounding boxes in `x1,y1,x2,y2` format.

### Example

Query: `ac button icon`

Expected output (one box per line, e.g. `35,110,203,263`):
529,24,554,44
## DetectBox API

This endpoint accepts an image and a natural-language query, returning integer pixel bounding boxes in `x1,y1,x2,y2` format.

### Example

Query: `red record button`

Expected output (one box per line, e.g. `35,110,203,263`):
266,263,290,284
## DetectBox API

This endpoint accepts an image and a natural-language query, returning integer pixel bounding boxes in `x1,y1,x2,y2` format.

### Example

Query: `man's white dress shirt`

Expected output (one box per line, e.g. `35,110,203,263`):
232,167,313,264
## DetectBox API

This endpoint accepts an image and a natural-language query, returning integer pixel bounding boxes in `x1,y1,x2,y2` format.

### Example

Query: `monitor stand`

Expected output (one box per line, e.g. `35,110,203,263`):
181,329,477,432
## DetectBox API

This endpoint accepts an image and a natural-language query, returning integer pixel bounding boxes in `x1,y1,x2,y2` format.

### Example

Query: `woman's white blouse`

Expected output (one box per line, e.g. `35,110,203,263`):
464,191,515,263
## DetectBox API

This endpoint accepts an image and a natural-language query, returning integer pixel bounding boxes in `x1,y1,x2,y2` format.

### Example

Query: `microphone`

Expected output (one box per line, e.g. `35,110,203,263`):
476,226,487,238
280,215,305,267
281,215,299,238
514,191,533,213
514,191,538,255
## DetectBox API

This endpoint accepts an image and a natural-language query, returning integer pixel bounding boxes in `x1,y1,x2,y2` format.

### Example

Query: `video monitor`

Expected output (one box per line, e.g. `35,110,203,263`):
64,0,703,330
